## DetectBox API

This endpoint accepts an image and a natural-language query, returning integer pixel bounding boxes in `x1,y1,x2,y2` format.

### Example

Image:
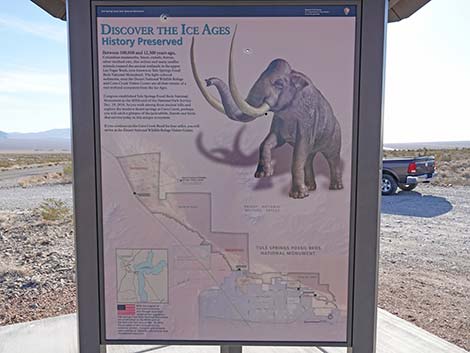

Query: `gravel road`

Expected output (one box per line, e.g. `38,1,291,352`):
0,165,62,182
0,166,72,210
0,165,62,188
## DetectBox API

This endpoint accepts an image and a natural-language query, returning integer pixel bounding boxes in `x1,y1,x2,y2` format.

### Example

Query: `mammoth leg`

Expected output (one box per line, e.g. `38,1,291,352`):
304,152,317,191
323,121,343,190
255,132,284,178
323,150,343,190
289,134,310,199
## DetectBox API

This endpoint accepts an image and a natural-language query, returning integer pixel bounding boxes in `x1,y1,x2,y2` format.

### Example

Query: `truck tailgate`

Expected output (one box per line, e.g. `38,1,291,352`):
414,158,435,175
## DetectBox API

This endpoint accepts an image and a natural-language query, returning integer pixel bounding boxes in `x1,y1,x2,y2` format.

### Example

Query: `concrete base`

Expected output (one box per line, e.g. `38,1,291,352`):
0,309,467,353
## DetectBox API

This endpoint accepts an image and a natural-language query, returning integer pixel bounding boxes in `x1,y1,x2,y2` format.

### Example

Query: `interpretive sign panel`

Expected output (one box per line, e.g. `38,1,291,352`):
94,4,358,344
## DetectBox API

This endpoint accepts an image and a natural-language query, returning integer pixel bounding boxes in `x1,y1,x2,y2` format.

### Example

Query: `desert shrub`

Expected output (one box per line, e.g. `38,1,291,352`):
0,261,29,278
0,153,71,169
439,171,448,178
18,175,46,188
440,154,452,162
63,163,73,177
38,198,71,221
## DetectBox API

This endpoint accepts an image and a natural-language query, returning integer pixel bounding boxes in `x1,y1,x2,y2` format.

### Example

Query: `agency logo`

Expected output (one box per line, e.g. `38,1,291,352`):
344,7,351,16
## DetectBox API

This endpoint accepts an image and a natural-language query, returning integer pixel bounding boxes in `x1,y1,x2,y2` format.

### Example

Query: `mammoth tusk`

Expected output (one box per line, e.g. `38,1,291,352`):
229,26,271,117
190,37,225,114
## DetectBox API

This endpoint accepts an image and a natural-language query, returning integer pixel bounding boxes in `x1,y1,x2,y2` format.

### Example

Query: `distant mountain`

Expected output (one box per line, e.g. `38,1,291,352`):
384,141,470,150
7,128,71,140
1,127,469,153
0,128,71,152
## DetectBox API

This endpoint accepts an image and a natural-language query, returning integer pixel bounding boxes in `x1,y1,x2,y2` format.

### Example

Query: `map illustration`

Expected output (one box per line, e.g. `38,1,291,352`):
116,248,169,303
112,152,339,324
199,271,339,324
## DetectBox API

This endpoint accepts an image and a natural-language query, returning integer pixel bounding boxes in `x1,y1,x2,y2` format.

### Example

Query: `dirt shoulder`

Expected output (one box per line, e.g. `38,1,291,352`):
379,184,470,350
0,210,76,324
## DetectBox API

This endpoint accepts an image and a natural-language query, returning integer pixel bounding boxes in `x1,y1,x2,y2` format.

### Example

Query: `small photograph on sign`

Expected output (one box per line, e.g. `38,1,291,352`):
116,249,169,304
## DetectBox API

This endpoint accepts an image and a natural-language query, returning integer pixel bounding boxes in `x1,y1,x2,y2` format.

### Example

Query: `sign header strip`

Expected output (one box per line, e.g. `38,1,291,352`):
97,5,357,18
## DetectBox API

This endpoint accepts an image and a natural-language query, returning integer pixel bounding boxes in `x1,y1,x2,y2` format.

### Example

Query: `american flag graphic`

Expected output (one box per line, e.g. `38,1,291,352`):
117,304,136,316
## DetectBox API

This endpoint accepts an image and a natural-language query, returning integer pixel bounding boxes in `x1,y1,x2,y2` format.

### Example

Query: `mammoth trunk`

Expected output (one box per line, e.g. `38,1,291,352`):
206,78,258,123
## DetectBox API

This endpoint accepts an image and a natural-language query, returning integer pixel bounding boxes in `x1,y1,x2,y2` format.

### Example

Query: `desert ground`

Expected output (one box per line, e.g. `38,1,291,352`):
0,150,469,350
380,185,469,350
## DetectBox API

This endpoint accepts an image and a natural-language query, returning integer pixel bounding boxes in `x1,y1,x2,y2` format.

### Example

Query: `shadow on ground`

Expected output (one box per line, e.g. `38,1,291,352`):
381,190,453,217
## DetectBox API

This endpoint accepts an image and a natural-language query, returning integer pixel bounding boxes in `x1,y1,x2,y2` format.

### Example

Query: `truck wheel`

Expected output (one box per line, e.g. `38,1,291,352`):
382,174,397,196
399,184,417,192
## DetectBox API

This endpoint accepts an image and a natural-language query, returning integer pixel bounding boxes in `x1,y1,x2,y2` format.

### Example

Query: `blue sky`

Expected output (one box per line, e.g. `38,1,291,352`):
0,2,68,134
385,0,470,142
0,0,469,142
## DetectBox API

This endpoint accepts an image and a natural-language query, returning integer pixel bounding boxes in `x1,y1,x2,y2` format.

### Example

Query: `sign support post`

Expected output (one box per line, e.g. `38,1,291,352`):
349,0,387,352
220,346,242,353
68,1,388,352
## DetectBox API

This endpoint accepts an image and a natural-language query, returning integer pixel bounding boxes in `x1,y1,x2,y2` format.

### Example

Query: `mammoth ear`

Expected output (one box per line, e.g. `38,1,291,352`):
290,71,309,91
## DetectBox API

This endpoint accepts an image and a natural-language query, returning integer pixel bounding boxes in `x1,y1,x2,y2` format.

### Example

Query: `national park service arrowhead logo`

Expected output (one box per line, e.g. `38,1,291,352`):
344,7,351,16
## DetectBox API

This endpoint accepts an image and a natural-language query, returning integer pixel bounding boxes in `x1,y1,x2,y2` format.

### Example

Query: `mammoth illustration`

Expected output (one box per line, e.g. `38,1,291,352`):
190,28,343,199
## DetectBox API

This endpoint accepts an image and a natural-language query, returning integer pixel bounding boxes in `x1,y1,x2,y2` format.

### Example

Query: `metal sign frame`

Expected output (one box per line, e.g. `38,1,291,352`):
68,0,387,352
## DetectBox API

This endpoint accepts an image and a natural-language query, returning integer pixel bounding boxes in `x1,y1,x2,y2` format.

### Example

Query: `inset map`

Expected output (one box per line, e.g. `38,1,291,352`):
116,249,168,303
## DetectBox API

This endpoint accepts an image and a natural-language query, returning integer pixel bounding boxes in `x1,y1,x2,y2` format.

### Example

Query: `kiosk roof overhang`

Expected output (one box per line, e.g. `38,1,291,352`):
31,0,66,21
31,0,430,23
388,0,431,22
